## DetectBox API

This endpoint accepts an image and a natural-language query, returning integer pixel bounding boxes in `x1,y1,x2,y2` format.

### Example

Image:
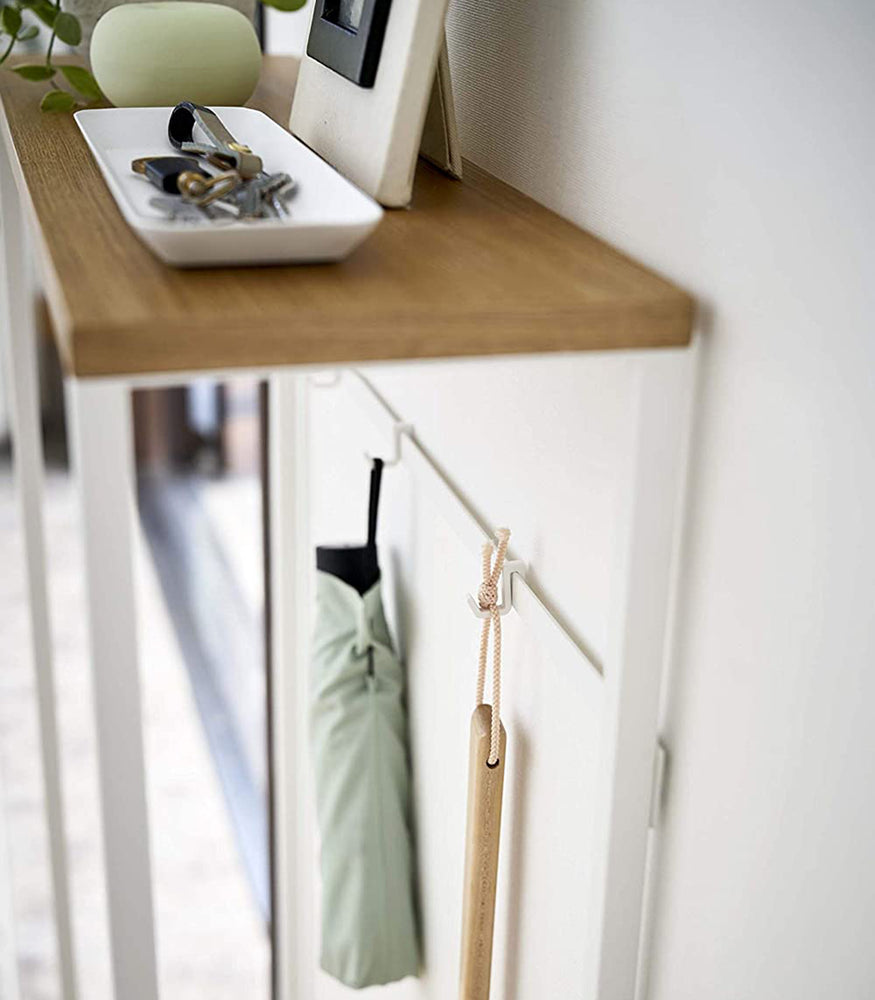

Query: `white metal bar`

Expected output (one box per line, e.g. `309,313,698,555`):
66,379,159,1000
339,369,603,684
511,574,601,681
399,429,493,555
635,741,671,998
647,742,668,831
269,370,297,1000
0,110,78,1000
635,337,700,1000
52,357,457,392
587,349,693,1000
269,372,316,1000
0,759,21,1000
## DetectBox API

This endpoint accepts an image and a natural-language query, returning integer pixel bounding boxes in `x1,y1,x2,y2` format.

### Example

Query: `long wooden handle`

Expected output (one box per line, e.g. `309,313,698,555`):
460,704,507,1000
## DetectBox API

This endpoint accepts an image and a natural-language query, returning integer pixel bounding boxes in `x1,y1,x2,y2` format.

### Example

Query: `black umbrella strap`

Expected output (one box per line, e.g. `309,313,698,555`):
367,458,384,550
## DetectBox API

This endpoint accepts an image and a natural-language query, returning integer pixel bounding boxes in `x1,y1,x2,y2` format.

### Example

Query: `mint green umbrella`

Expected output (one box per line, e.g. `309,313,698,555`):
310,459,420,988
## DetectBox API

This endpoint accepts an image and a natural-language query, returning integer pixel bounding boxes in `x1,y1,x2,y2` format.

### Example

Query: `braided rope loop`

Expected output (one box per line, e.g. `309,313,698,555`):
475,528,510,766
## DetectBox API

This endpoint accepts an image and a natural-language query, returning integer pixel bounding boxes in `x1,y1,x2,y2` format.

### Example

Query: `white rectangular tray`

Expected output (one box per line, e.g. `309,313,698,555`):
74,107,384,267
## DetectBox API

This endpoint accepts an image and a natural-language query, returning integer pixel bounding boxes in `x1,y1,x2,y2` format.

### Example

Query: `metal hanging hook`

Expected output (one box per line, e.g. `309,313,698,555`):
364,421,413,468
467,557,526,619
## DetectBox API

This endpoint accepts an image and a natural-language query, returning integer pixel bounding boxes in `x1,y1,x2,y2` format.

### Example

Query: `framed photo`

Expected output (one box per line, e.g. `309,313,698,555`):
307,0,393,88
290,0,454,206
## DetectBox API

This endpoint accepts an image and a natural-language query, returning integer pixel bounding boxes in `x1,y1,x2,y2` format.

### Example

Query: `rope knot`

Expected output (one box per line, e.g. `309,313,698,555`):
478,579,498,612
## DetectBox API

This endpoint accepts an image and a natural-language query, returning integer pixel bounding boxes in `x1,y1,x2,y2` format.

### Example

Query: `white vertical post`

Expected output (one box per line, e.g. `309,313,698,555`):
269,372,315,1000
589,349,693,1000
0,760,22,1000
66,378,159,1000
0,121,78,1000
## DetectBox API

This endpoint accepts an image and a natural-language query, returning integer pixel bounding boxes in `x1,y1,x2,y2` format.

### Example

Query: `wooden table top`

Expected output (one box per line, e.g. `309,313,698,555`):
0,57,693,378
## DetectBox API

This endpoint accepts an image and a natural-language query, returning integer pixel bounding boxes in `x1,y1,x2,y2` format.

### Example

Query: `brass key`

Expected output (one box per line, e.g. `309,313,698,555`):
177,169,241,207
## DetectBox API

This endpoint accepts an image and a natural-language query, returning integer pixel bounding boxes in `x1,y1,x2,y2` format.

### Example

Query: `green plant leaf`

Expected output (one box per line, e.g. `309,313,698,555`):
31,1,55,27
60,64,101,100
53,10,80,44
13,62,54,79
40,88,76,111
2,5,22,35
260,0,307,10
17,22,38,38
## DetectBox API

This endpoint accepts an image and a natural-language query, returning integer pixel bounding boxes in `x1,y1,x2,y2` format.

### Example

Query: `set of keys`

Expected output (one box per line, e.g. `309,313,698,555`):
132,102,297,223
133,156,296,221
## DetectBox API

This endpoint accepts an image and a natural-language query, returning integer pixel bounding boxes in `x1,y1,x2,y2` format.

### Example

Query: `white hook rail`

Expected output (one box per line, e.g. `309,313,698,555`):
313,370,603,686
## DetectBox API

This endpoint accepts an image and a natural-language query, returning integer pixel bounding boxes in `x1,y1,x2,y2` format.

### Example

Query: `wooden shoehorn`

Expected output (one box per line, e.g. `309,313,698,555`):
459,704,507,1000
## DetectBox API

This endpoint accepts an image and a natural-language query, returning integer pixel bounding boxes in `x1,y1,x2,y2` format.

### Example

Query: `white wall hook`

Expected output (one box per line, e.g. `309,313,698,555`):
365,422,413,467
467,559,526,618
308,370,341,388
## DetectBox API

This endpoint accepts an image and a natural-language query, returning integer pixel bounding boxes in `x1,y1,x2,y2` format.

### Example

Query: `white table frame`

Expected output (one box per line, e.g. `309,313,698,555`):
0,119,695,1000
0,112,79,1000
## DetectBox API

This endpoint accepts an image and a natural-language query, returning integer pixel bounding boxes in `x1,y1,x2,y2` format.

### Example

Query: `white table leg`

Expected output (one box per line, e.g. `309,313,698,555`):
591,348,695,1000
0,122,78,1000
66,378,159,1000
0,759,21,1000
269,371,315,1000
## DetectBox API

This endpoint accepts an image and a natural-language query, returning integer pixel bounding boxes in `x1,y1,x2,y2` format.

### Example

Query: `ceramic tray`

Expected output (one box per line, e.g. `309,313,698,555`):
74,106,384,267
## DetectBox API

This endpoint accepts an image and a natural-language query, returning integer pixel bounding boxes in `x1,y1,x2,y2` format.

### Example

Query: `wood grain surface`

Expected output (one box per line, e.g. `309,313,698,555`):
0,57,693,378
459,704,507,1000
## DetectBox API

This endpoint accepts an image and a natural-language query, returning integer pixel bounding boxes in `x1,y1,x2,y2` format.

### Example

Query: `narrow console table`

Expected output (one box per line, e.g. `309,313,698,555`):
0,56,693,1000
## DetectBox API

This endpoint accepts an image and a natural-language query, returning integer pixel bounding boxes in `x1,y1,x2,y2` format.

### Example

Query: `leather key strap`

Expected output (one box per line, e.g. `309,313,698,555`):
168,102,263,179
131,156,203,194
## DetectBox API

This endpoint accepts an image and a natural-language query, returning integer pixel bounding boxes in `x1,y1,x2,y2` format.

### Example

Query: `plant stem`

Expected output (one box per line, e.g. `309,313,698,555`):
0,33,17,66
44,0,61,66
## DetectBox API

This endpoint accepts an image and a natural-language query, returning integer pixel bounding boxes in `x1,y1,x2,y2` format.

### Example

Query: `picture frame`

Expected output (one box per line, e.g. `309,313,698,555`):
289,0,456,207
306,0,393,89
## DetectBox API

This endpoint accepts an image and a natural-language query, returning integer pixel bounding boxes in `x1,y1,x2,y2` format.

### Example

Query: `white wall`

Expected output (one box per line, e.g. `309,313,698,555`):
264,4,310,55
277,0,875,995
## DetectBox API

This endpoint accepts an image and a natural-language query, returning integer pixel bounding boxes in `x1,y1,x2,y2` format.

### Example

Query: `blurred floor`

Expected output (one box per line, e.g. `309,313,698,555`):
0,462,269,999
138,470,269,917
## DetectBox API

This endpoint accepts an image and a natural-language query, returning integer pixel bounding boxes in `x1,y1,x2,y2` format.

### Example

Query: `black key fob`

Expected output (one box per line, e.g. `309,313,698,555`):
131,156,203,194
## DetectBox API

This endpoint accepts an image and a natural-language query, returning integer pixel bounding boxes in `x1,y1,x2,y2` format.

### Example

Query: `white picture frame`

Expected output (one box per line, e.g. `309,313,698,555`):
289,0,454,207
